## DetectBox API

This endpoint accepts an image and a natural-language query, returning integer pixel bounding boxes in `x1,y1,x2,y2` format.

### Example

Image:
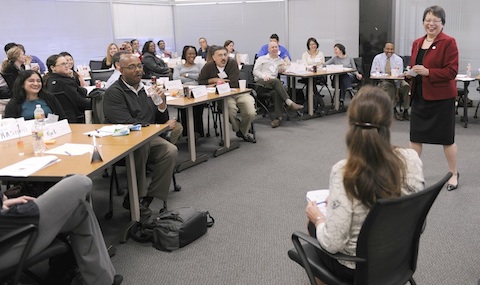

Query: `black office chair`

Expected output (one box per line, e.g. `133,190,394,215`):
288,173,451,285
474,84,480,118
1,73,16,90
52,91,85,123
89,60,103,71
0,224,72,285
89,69,114,85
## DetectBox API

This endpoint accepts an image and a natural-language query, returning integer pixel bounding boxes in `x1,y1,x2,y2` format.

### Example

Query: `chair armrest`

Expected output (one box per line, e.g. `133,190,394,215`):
292,231,366,263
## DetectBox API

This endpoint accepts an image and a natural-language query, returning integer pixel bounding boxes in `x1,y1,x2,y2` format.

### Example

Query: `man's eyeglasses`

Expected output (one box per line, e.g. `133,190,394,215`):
424,19,442,24
56,62,71,67
121,64,144,70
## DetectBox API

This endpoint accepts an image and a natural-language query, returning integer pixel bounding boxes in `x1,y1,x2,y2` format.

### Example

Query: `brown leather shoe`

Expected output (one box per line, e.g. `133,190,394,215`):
288,102,303,111
271,119,281,128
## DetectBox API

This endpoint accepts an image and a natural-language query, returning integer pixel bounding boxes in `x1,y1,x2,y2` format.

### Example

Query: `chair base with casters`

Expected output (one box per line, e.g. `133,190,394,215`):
473,86,480,118
104,161,181,220
0,224,71,285
288,173,451,285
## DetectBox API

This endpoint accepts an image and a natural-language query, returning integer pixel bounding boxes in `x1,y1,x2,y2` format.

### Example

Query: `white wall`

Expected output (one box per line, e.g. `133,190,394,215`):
0,0,358,68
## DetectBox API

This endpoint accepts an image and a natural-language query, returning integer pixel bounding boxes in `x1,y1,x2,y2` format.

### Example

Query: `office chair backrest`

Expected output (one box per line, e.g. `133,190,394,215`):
353,57,364,75
90,69,114,85
89,88,106,124
239,64,254,86
89,60,103,71
354,173,451,285
52,91,84,123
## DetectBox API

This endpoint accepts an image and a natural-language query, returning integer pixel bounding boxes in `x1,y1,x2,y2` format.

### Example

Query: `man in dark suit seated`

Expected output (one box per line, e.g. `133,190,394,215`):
103,54,178,216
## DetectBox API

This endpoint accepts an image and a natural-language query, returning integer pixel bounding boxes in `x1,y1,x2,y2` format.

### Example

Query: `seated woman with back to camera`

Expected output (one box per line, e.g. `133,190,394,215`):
173,45,205,137
305,86,424,284
5,70,66,120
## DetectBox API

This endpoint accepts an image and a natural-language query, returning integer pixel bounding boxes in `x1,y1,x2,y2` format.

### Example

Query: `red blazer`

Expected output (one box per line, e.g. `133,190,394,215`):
410,31,458,101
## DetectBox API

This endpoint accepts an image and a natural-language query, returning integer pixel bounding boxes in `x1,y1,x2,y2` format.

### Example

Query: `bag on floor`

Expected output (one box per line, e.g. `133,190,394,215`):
130,207,214,251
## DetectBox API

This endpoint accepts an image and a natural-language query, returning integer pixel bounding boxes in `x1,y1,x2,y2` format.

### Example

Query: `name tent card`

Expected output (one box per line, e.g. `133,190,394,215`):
216,82,231,95
191,85,208,98
164,80,183,91
43,119,72,140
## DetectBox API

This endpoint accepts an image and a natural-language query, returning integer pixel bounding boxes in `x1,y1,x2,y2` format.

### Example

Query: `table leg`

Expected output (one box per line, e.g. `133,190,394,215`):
126,152,139,222
176,105,209,172
334,74,340,110
214,98,240,157
307,77,314,116
461,81,470,128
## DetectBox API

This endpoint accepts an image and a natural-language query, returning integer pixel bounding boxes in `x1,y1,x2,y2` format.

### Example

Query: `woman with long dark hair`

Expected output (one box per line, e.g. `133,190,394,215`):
5,70,66,120
305,86,424,283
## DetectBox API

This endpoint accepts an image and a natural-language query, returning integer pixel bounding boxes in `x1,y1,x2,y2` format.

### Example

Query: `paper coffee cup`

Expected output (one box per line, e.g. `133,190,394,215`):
239,80,247,91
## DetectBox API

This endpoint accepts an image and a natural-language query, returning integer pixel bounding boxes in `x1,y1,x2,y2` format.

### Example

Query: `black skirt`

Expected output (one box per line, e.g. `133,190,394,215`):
410,93,455,145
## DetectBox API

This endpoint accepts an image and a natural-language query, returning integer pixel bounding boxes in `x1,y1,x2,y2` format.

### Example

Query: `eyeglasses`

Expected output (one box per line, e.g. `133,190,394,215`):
121,64,144,70
55,62,71,67
424,19,442,24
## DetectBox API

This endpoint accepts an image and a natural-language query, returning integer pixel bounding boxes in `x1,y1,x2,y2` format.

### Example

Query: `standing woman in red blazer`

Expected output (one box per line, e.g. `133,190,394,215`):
406,5,459,190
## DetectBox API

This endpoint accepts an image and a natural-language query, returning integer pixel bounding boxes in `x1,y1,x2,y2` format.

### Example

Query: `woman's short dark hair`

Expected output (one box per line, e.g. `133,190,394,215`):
181,45,197,60
224,40,234,48
12,70,45,104
142,41,155,54
59,51,72,58
423,5,446,25
46,54,62,73
306,37,319,50
334,43,346,55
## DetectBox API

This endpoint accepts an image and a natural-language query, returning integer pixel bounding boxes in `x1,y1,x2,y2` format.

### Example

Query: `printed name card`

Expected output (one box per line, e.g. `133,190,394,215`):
191,85,208,98
0,118,30,142
216,82,231,95
43,119,72,140
164,79,183,90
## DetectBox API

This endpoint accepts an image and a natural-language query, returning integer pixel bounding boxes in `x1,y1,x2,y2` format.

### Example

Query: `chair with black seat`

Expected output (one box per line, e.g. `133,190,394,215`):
0,224,71,285
288,172,451,285
52,91,85,123
89,60,103,71
89,69,114,86
350,57,366,96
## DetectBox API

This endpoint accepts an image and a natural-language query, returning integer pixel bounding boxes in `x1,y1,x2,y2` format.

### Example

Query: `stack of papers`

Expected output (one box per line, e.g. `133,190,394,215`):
0,155,60,177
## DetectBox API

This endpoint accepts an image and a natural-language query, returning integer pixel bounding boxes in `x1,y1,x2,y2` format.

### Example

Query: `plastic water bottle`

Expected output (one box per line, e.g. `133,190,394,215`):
32,104,45,155
466,63,472,78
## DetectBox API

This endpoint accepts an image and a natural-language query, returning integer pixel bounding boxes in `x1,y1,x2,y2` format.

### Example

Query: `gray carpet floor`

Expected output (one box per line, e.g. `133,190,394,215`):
90,95,480,285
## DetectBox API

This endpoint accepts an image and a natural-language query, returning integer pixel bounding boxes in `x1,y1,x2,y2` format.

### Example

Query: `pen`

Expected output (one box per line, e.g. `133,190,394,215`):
316,201,327,205
65,151,72,156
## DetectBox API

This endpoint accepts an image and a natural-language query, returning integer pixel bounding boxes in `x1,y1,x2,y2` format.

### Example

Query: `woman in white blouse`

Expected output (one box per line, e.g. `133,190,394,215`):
302,37,325,66
300,38,326,101
305,86,425,284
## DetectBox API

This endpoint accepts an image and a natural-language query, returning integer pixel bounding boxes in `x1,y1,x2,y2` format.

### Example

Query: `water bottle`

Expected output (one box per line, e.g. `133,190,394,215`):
466,63,472,78
283,55,291,66
32,104,45,155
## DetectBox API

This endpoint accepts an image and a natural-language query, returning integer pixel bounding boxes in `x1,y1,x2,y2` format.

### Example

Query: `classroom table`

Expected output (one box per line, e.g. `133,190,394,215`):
167,88,251,172
456,75,476,128
283,68,356,118
0,123,168,222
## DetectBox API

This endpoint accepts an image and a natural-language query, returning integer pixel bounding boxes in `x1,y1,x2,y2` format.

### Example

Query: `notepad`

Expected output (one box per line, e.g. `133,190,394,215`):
0,155,60,177
306,189,329,215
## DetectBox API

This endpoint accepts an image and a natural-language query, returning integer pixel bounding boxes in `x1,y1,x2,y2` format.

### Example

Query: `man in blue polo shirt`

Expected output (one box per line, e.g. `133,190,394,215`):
257,34,291,60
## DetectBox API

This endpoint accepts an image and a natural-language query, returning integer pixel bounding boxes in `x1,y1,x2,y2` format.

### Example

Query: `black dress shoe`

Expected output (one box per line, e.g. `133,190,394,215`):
112,274,123,285
446,172,460,191
122,195,152,217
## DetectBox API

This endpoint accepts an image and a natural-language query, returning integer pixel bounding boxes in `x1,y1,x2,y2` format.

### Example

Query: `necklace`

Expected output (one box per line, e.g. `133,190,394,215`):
425,38,434,42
